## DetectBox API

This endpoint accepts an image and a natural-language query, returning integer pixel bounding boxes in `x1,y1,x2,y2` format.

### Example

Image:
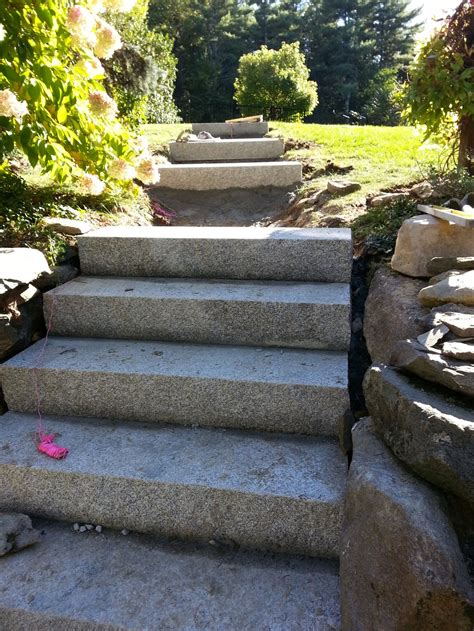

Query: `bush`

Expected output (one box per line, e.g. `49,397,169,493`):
0,1,161,193
234,42,318,122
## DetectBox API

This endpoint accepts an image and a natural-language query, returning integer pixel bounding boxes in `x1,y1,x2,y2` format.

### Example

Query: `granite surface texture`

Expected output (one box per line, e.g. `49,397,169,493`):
170,137,284,162
192,121,269,137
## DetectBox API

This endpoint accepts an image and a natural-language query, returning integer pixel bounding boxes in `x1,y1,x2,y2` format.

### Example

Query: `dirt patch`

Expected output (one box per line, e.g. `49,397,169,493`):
148,187,295,226
284,138,318,152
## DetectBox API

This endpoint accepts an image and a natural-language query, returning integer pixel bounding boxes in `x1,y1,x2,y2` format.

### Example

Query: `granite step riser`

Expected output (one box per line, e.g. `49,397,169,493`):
1,368,348,437
0,468,341,557
44,294,351,350
155,162,302,190
169,138,284,162
192,122,269,137
78,229,353,283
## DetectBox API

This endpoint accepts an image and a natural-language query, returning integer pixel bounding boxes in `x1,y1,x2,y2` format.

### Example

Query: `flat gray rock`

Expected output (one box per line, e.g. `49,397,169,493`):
0,520,340,630
426,304,474,337
1,337,349,437
442,340,474,361
363,266,429,363
42,217,92,235
364,365,474,508
0,412,346,557
391,339,474,398
0,512,40,556
327,180,361,195
370,192,409,207
427,256,474,276
340,418,474,631
418,270,474,307
0,248,50,287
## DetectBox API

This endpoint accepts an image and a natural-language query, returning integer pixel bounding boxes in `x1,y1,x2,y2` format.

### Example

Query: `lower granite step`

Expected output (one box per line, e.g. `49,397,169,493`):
0,520,341,630
0,413,346,558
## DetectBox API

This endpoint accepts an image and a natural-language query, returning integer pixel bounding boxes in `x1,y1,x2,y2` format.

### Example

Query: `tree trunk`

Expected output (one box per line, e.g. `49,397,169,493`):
458,116,474,174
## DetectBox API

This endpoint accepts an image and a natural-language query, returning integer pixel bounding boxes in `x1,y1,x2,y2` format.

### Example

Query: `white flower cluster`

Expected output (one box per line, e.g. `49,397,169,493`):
75,56,104,78
108,158,136,180
0,89,28,121
88,90,117,119
0,23,6,42
79,173,106,196
94,17,121,59
135,156,160,185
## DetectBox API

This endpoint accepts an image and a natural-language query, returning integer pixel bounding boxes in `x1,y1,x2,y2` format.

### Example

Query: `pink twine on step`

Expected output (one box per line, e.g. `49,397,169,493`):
33,290,70,460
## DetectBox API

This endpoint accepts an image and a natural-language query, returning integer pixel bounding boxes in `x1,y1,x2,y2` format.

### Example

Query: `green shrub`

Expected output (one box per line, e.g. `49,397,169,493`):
234,42,318,122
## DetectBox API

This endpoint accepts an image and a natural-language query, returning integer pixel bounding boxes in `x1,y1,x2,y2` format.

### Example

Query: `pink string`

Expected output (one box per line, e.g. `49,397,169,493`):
32,290,70,460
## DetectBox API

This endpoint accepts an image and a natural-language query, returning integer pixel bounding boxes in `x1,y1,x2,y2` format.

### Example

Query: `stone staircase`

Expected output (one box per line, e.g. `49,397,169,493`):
159,121,302,190
0,225,352,629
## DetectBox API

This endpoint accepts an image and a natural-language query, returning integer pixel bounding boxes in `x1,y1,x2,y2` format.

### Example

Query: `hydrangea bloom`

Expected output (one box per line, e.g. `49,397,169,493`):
0,23,6,42
79,173,106,196
135,136,149,155
109,159,136,180
103,0,137,12
75,56,104,78
94,17,122,59
88,90,118,119
0,89,28,121
66,6,95,37
136,157,160,185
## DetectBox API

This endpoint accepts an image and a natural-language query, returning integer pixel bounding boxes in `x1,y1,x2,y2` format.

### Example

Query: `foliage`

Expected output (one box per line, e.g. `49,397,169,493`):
0,1,160,193
104,1,180,125
401,1,474,171
362,68,402,126
234,43,318,121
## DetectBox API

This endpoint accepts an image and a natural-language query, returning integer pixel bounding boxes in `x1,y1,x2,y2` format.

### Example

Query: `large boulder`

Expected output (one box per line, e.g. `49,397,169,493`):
364,365,474,509
340,418,474,631
363,266,429,363
418,270,474,307
391,339,474,398
0,513,40,556
391,215,474,278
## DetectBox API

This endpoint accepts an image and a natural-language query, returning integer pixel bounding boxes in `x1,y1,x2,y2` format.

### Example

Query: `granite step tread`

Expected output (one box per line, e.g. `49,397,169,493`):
192,121,270,137
1,337,349,436
0,519,341,630
155,161,302,190
170,137,284,162
78,226,353,283
44,276,351,350
0,412,346,557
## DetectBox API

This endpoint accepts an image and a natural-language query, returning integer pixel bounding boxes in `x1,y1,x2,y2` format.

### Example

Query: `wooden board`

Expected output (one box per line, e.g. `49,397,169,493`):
418,204,474,228
225,115,263,123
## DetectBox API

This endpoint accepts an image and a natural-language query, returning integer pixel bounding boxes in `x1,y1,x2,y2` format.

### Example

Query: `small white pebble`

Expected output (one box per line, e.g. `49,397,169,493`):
121,529,129,536
86,524,94,531
73,523,80,532
95,525,103,533
208,539,217,546
79,526,87,533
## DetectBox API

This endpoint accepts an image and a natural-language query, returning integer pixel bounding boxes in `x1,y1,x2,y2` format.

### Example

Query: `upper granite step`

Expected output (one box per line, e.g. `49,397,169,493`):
170,137,285,162
1,337,349,436
44,276,351,350
0,412,346,557
155,161,302,190
192,121,269,138
0,519,341,630
78,226,353,283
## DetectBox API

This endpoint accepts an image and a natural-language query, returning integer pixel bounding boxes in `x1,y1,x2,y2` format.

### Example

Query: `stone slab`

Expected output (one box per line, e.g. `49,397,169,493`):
0,413,346,557
1,337,349,437
155,162,302,190
0,248,50,288
192,121,269,138
45,276,351,350
0,520,341,630
78,226,353,283
170,137,284,162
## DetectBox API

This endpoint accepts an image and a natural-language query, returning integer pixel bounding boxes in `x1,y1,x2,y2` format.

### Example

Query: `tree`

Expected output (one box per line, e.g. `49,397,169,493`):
234,42,318,121
402,1,474,172
0,1,161,192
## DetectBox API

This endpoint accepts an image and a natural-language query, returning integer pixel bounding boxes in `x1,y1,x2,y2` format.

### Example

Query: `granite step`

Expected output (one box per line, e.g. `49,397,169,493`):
169,137,284,162
155,161,302,190
78,226,353,283
0,519,341,630
44,276,351,350
1,337,349,436
192,121,269,138
0,412,346,557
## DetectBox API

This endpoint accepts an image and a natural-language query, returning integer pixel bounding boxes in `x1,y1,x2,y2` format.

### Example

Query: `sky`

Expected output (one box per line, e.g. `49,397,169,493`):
412,0,460,35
